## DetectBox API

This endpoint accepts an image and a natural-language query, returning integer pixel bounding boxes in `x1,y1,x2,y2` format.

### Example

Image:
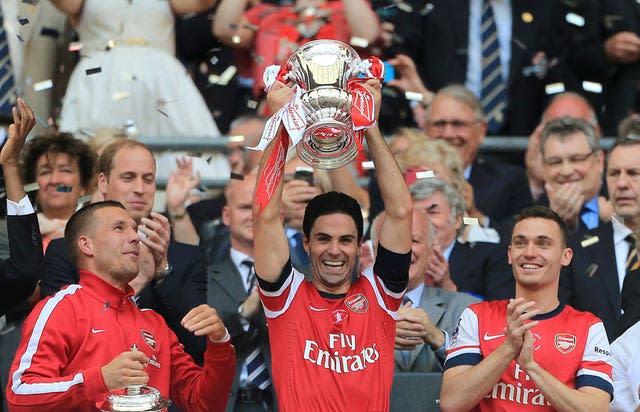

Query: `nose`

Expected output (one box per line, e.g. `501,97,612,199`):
615,171,630,190
133,177,145,194
327,240,341,256
557,159,575,177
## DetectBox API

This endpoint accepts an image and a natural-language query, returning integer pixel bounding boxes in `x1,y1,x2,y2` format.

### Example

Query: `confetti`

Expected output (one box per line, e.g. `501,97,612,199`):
243,23,259,31
85,67,102,76
33,79,53,92
107,39,116,49
40,27,60,38
415,170,435,179
112,91,130,101
247,100,258,109
396,2,413,13
22,0,37,4
23,182,40,192
121,72,137,81
421,3,434,15
463,217,480,225
361,161,375,170
404,91,424,102
585,263,598,278
580,236,599,248
157,108,168,117
232,35,241,44
187,151,203,157
227,135,245,143
230,172,244,181
582,81,603,94
18,18,29,26
565,12,585,27
56,185,73,192
137,229,147,240
209,55,219,66
545,82,565,95
521,12,533,23
68,42,83,52
350,36,369,48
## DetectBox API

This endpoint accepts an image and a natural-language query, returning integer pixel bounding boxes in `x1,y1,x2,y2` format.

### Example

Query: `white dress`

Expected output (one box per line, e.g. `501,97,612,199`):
59,0,220,138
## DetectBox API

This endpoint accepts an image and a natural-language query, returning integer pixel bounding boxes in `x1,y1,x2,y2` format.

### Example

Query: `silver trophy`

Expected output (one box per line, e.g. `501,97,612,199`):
101,384,171,412
286,39,361,169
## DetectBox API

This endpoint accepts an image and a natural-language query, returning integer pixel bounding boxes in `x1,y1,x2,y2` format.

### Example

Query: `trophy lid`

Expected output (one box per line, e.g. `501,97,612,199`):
103,385,170,412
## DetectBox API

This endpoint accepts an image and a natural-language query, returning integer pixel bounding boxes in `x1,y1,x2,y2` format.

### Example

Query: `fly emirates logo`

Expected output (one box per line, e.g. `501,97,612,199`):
303,333,380,373
486,363,551,407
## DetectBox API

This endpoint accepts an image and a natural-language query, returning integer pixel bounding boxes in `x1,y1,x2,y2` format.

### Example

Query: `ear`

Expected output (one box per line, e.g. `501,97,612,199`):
454,214,463,231
97,173,108,198
222,205,230,226
507,245,513,265
561,247,573,267
77,235,95,257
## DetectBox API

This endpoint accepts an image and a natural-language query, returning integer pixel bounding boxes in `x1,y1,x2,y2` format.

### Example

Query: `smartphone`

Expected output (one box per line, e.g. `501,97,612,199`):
294,167,314,186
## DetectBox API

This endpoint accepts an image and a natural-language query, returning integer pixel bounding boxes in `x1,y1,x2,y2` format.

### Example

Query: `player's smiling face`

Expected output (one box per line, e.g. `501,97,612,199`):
305,213,360,294
508,217,573,290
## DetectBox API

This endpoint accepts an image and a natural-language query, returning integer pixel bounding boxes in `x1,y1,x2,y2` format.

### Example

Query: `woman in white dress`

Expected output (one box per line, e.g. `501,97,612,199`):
51,0,227,179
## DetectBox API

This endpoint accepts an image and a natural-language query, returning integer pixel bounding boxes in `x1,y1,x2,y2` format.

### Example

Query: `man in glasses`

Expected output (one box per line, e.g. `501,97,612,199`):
424,84,533,232
561,118,640,342
539,117,605,232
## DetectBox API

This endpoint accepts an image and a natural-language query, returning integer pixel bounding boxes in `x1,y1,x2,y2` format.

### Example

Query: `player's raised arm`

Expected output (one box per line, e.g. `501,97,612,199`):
252,81,295,282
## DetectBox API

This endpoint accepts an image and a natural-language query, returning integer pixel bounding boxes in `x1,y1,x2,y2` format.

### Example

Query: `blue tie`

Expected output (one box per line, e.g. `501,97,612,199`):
0,12,16,115
480,0,507,133
246,343,271,390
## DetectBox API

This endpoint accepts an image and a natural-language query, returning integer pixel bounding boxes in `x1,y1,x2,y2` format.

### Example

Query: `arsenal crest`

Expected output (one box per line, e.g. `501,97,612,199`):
344,293,368,313
554,333,577,354
141,329,157,351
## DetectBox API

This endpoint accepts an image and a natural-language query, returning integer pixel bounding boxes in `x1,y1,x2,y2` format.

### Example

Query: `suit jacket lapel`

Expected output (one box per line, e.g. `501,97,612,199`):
208,258,247,305
579,222,620,314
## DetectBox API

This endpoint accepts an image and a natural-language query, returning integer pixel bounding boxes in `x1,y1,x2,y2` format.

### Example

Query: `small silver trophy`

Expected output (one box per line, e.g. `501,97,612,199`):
286,39,362,169
100,345,171,412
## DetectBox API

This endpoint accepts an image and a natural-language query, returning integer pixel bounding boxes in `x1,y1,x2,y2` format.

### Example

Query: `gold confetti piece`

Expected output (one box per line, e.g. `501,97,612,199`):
565,12,585,27
580,236,599,248
121,72,137,81
521,12,533,23
582,81,603,94
107,39,116,49
361,161,375,170
33,79,53,92
415,170,435,179
396,2,413,13
23,182,40,192
350,36,369,48
220,66,237,84
68,42,83,52
463,217,479,225
112,91,130,101
227,135,245,143
404,91,424,102
232,35,241,44
545,82,565,95
208,74,221,84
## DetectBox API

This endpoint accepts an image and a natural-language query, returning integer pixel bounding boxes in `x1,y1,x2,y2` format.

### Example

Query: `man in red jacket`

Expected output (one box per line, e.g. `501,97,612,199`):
6,201,236,411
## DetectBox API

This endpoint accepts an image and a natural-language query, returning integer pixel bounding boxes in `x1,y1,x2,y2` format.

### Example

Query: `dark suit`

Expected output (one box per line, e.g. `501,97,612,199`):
394,286,479,372
448,239,514,300
0,214,42,316
618,265,640,337
40,239,208,364
468,157,533,227
207,258,274,411
394,0,565,135
560,221,621,341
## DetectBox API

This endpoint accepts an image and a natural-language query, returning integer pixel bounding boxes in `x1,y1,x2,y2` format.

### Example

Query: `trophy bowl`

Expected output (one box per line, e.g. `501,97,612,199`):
286,40,362,169
101,384,171,412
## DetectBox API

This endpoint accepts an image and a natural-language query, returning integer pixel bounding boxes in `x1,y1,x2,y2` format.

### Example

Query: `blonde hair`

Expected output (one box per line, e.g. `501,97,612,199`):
397,138,466,193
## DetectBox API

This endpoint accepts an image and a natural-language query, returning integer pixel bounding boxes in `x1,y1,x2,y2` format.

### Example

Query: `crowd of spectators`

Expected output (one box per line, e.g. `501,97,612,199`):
1,0,640,411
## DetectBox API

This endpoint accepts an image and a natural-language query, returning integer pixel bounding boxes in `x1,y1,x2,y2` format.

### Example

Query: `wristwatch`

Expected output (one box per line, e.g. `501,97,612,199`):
155,261,173,281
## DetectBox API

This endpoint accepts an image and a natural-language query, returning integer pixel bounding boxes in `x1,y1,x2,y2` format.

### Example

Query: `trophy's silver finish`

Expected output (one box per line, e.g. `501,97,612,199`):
287,40,361,169
101,385,171,412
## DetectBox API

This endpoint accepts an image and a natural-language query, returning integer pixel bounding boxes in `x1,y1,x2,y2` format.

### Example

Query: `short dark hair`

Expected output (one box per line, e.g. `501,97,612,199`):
513,205,569,247
21,132,97,190
98,139,155,177
303,191,363,242
65,201,126,265
609,116,640,163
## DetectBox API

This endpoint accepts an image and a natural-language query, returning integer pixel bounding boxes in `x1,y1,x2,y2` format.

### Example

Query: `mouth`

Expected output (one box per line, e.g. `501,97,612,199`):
519,262,543,273
128,201,147,209
322,260,346,272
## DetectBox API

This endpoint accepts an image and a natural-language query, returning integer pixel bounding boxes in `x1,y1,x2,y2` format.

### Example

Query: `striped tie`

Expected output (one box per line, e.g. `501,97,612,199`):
242,260,256,292
620,235,639,319
246,344,271,390
480,0,507,133
0,11,16,115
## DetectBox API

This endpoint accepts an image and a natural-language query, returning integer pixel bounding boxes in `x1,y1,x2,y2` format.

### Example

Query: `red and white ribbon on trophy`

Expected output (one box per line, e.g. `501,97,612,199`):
251,56,385,215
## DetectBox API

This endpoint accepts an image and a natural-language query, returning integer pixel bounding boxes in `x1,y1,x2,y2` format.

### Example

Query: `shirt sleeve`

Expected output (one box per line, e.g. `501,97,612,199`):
6,195,35,216
6,287,109,410
257,259,306,319
372,244,410,293
610,326,640,412
444,307,482,370
575,321,614,398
